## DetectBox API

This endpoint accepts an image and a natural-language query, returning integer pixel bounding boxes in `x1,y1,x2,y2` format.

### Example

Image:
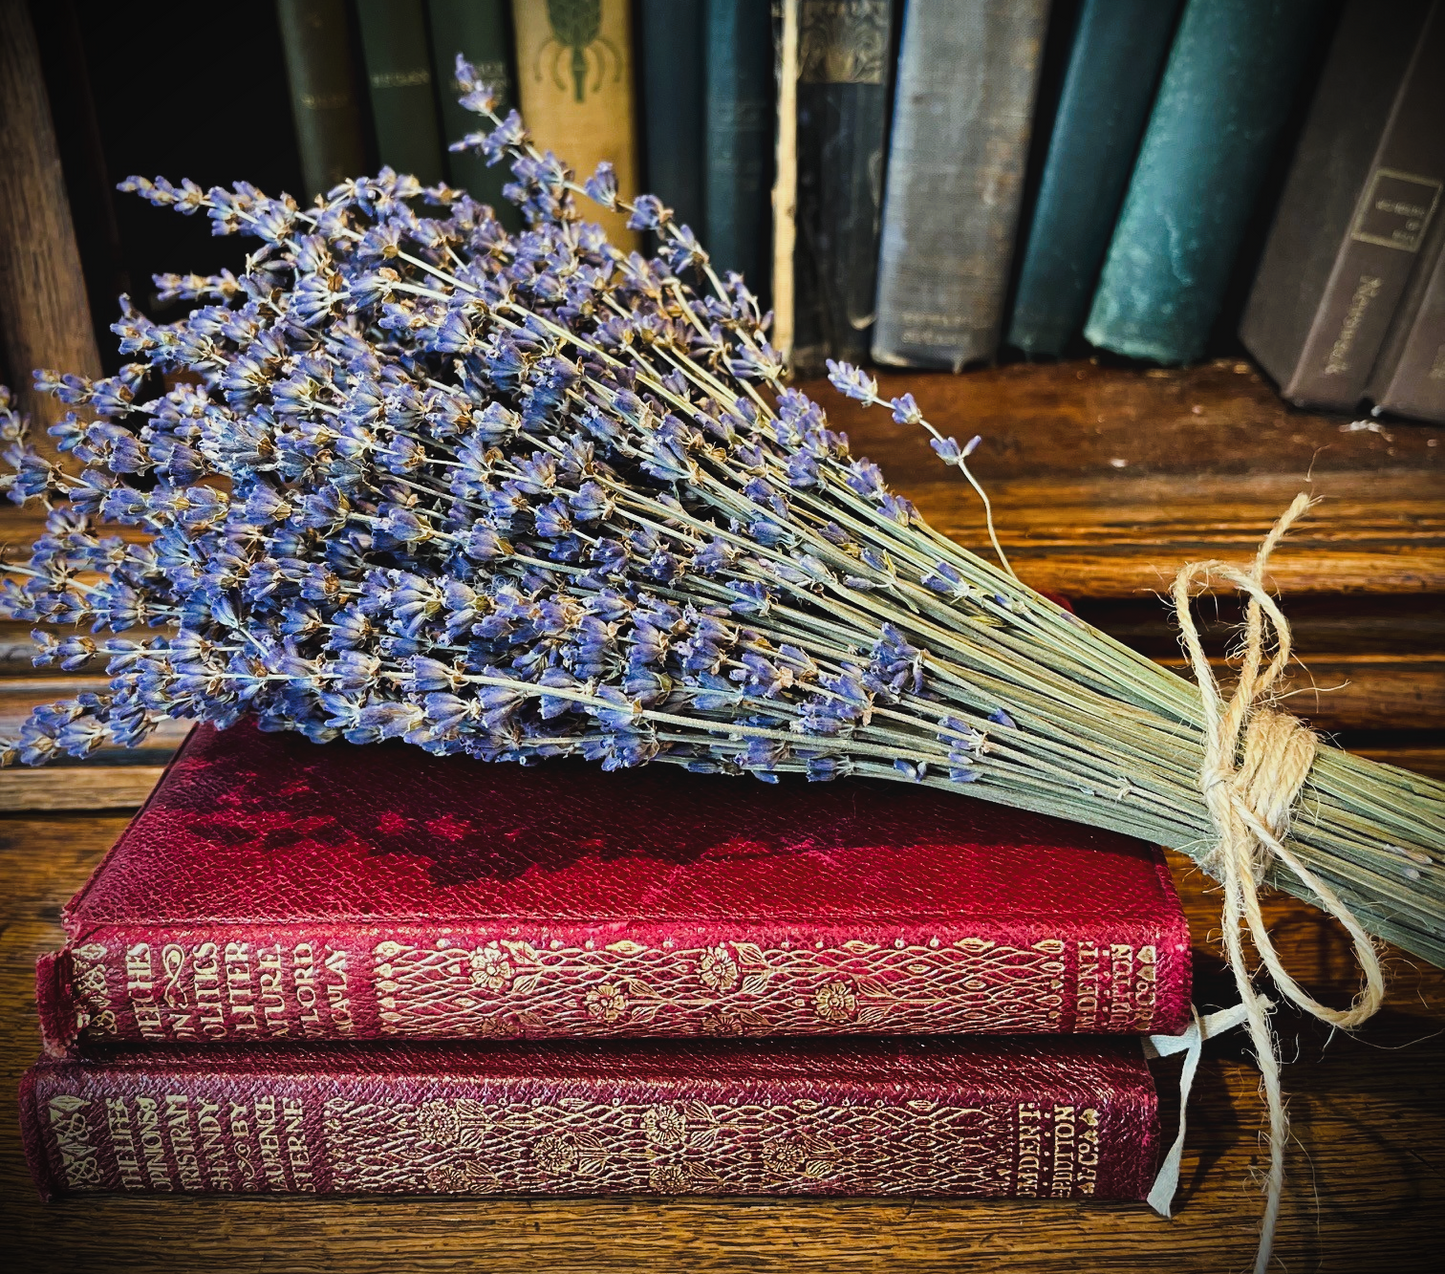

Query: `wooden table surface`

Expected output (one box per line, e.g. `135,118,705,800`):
2,362,1442,1272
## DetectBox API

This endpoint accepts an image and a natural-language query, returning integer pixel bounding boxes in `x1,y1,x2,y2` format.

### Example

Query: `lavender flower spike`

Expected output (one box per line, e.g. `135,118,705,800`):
0,91,1439,1003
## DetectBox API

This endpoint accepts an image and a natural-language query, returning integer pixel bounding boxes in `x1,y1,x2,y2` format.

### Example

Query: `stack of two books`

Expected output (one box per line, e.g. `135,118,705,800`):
22,722,1192,1201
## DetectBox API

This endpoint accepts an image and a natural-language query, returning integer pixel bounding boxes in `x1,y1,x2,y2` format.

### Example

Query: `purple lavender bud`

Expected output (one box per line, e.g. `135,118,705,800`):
989,707,1017,729
921,561,965,597
825,359,876,403
844,459,886,499
626,194,672,231
889,393,922,425
930,435,963,465
583,161,619,210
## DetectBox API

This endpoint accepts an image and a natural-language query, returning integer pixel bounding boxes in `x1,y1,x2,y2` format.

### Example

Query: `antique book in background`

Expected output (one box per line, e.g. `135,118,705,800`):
1005,0,1181,359
1084,0,1331,366
355,0,447,187
37,723,1191,1051
1240,0,1444,410
21,1036,1159,1200
511,0,640,249
1367,196,1445,424
638,0,706,240
426,0,522,229
790,0,896,376
275,0,369,199
704,0,775,291
871,0,1050,370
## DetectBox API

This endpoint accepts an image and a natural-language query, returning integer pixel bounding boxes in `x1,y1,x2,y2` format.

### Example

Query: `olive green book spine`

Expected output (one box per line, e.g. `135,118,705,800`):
355,0,447,187
275,0,369,199
427,0,521,229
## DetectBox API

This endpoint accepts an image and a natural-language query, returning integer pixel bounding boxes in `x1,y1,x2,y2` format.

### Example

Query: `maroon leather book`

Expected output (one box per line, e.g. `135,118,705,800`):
38,722,1191,1051
20,1036,1158,1200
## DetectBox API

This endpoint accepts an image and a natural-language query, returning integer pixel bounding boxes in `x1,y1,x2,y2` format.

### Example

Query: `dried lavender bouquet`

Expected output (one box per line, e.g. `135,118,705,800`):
2,70,1442,968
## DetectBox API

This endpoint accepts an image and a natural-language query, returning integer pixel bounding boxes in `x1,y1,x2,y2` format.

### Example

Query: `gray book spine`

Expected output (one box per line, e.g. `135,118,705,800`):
1368,205,1445,423
871,0,1049,371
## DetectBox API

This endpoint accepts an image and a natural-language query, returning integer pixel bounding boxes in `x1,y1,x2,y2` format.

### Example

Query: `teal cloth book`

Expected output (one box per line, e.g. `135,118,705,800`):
705,0,774,290
355,0,447,187
1083,0,1333,365
639,0,706,239
1006,0,1182,358
426,0,521,230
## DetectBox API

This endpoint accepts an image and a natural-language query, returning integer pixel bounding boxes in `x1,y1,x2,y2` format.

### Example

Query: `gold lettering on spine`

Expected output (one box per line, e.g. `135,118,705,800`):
1077,1107,1100,1195
160,943,197,1040
197,1099,233,1191
324,947,355,1035
282,1096,316,1191
1049,1104,1077,1197
253,1095,288,1188
225,942,258,1033
1107,944,1135,1031
1325,275,1384,375
258,944,290,1037
105,1096,144,1189
133,1097,175,1190
192,942,226,1038
1134,945,1157,1029
1015,1101,1043,1197
164,1095,204,1190
47,1095,102,1189
126,942,164,1040
1075,943,1100,1032
228,1100,261,1188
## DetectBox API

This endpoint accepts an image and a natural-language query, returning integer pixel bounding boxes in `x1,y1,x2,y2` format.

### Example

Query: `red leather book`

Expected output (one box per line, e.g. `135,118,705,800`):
38,722,1191,1051
20,1036,1158,1200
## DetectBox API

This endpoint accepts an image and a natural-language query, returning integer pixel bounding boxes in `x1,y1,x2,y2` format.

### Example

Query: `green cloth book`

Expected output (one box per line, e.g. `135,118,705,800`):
355,0,447,187
1006,0,1181,358
1083,0,1332,365
426,0,521,229
275,0,369,199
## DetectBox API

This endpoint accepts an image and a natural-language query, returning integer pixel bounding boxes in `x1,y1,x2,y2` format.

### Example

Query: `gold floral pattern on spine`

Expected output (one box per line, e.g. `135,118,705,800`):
370,934,1162,1038
323,1092,1098,1197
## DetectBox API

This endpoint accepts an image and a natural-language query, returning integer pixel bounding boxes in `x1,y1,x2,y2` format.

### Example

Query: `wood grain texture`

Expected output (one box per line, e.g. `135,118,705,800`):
0,0,102,455
0,819,1438,1273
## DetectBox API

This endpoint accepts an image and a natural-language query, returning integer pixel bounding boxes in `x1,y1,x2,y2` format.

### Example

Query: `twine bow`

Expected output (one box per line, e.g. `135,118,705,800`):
1171,493,1385,1273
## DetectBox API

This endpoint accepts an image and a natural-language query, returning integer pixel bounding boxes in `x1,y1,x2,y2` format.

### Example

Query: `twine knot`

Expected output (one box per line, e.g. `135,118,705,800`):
1171,493,1385,1274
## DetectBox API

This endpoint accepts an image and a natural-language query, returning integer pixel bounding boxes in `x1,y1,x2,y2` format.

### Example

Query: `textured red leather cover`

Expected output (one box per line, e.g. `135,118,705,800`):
20,1036,1157,1200
42,721,1191,1049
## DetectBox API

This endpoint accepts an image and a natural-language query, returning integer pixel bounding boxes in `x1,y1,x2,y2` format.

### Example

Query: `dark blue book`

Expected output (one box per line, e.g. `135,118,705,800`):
791,0,897,374
1006,0,1182,358
704,0,774,291
1083,0,1333,365
639,0,706,239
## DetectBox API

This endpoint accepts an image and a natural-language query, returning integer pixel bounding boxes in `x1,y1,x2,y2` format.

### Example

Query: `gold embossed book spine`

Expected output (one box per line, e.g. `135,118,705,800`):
36,724,1192,1051
19,1038,1159,1200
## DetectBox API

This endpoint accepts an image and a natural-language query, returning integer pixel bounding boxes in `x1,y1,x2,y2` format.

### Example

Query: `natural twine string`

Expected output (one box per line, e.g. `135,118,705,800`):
1171,493,1386,1274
